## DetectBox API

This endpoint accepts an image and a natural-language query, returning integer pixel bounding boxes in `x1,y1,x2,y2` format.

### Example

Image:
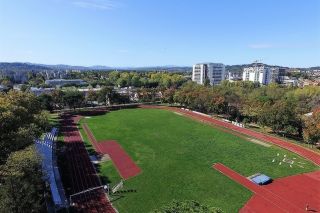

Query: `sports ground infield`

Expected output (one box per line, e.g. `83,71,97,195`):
79,108,319,213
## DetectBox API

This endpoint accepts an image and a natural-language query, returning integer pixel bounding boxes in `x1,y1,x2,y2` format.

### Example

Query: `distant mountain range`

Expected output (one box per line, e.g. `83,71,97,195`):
0,62,192,72
0,62,319,73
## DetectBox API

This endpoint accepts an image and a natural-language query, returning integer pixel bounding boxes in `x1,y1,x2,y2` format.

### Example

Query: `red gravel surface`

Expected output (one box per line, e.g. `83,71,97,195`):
82,123,141,180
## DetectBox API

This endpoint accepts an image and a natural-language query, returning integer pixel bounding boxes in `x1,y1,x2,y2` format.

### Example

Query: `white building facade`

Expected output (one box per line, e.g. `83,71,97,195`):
192,64,207,85
242,64,271,85
192,63,225,85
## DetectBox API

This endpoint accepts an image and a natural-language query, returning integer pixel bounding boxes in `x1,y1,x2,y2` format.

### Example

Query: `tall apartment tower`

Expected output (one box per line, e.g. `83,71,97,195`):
192,64,207,85
242,63,271,85
192,63,225,85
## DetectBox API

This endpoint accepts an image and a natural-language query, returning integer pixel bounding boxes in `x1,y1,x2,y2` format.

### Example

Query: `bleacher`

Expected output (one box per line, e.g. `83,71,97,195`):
35,127,68,210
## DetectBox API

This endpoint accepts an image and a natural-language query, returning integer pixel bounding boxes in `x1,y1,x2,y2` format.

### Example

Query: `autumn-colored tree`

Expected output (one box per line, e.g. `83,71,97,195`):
258,100,299,135
303,108,320,145
162,88,176,104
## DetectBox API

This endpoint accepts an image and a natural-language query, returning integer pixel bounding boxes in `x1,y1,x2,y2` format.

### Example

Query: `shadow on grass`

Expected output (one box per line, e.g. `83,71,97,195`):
109,189,138,203
94,163,112,185
77,109,109,117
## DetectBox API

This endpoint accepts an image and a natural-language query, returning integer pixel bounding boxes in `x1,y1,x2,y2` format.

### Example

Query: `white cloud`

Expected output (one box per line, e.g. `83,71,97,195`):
72,0,117,10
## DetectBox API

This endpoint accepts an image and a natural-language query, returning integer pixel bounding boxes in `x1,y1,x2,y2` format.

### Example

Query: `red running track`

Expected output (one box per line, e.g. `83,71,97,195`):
140,105,320,166
61,114,115,213
82,123,141,180
213,163,315,213
240,170,320,213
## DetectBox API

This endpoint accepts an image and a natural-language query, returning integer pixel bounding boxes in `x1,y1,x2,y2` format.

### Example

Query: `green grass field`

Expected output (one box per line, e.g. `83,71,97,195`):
79,108,318,213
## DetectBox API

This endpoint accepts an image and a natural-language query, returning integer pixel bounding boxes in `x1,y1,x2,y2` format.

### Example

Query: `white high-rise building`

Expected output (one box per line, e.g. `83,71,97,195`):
192,63,225,85
192,64,207,85
242,63,271,85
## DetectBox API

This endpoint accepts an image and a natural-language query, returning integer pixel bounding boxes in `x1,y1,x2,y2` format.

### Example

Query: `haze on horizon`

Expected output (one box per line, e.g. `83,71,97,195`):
0,0,319,67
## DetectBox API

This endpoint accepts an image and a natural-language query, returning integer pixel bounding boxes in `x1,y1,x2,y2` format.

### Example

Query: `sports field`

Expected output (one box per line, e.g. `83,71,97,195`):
79,108,318,213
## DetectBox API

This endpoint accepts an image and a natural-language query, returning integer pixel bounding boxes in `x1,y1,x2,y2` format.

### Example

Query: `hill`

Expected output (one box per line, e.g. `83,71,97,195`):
0,62,317,74
0,62,53,72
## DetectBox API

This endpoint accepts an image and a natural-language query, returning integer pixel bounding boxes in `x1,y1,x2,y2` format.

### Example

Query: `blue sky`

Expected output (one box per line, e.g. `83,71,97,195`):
0,0,319,67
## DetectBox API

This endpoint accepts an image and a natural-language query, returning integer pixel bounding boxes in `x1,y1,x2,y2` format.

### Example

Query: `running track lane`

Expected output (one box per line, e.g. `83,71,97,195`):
240,170,320,213
61,114,116,213
140,105,320,166
82,123,141,180
213,163,304,213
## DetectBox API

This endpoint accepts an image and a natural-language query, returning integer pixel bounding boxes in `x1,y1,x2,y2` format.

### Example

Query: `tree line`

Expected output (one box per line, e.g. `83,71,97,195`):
0,90,49,212
36,78,320,146
162,81,320,146
37,86,134,111
3,70,188,89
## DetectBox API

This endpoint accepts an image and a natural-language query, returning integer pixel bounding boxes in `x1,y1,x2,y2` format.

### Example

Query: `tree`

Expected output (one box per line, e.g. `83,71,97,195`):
0,77,12,87
0,91,48,212
303,108,320,146
63,90,85,110
131,75,141,87
51,89,64,109
0,146,44,213
151,200,223,213
37,93,54,111
20,84,29,92
162,88,176,104
97,86,113,104
86,89,98,106
108,71,120,84
258,100,299,135
0,90,48,164
204,79,211,86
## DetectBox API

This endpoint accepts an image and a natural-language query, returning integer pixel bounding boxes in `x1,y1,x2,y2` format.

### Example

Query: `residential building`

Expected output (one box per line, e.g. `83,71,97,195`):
192,64,207,85
270,68,280,83
277,67,288,83
45,79,86,87
0,70,28,83
13,84,24,91
242,63,271,85
30,87,55,96
227,71,242,82
78,88,101,96
192,63,225,85
280,76,298,87
0,84,8,92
